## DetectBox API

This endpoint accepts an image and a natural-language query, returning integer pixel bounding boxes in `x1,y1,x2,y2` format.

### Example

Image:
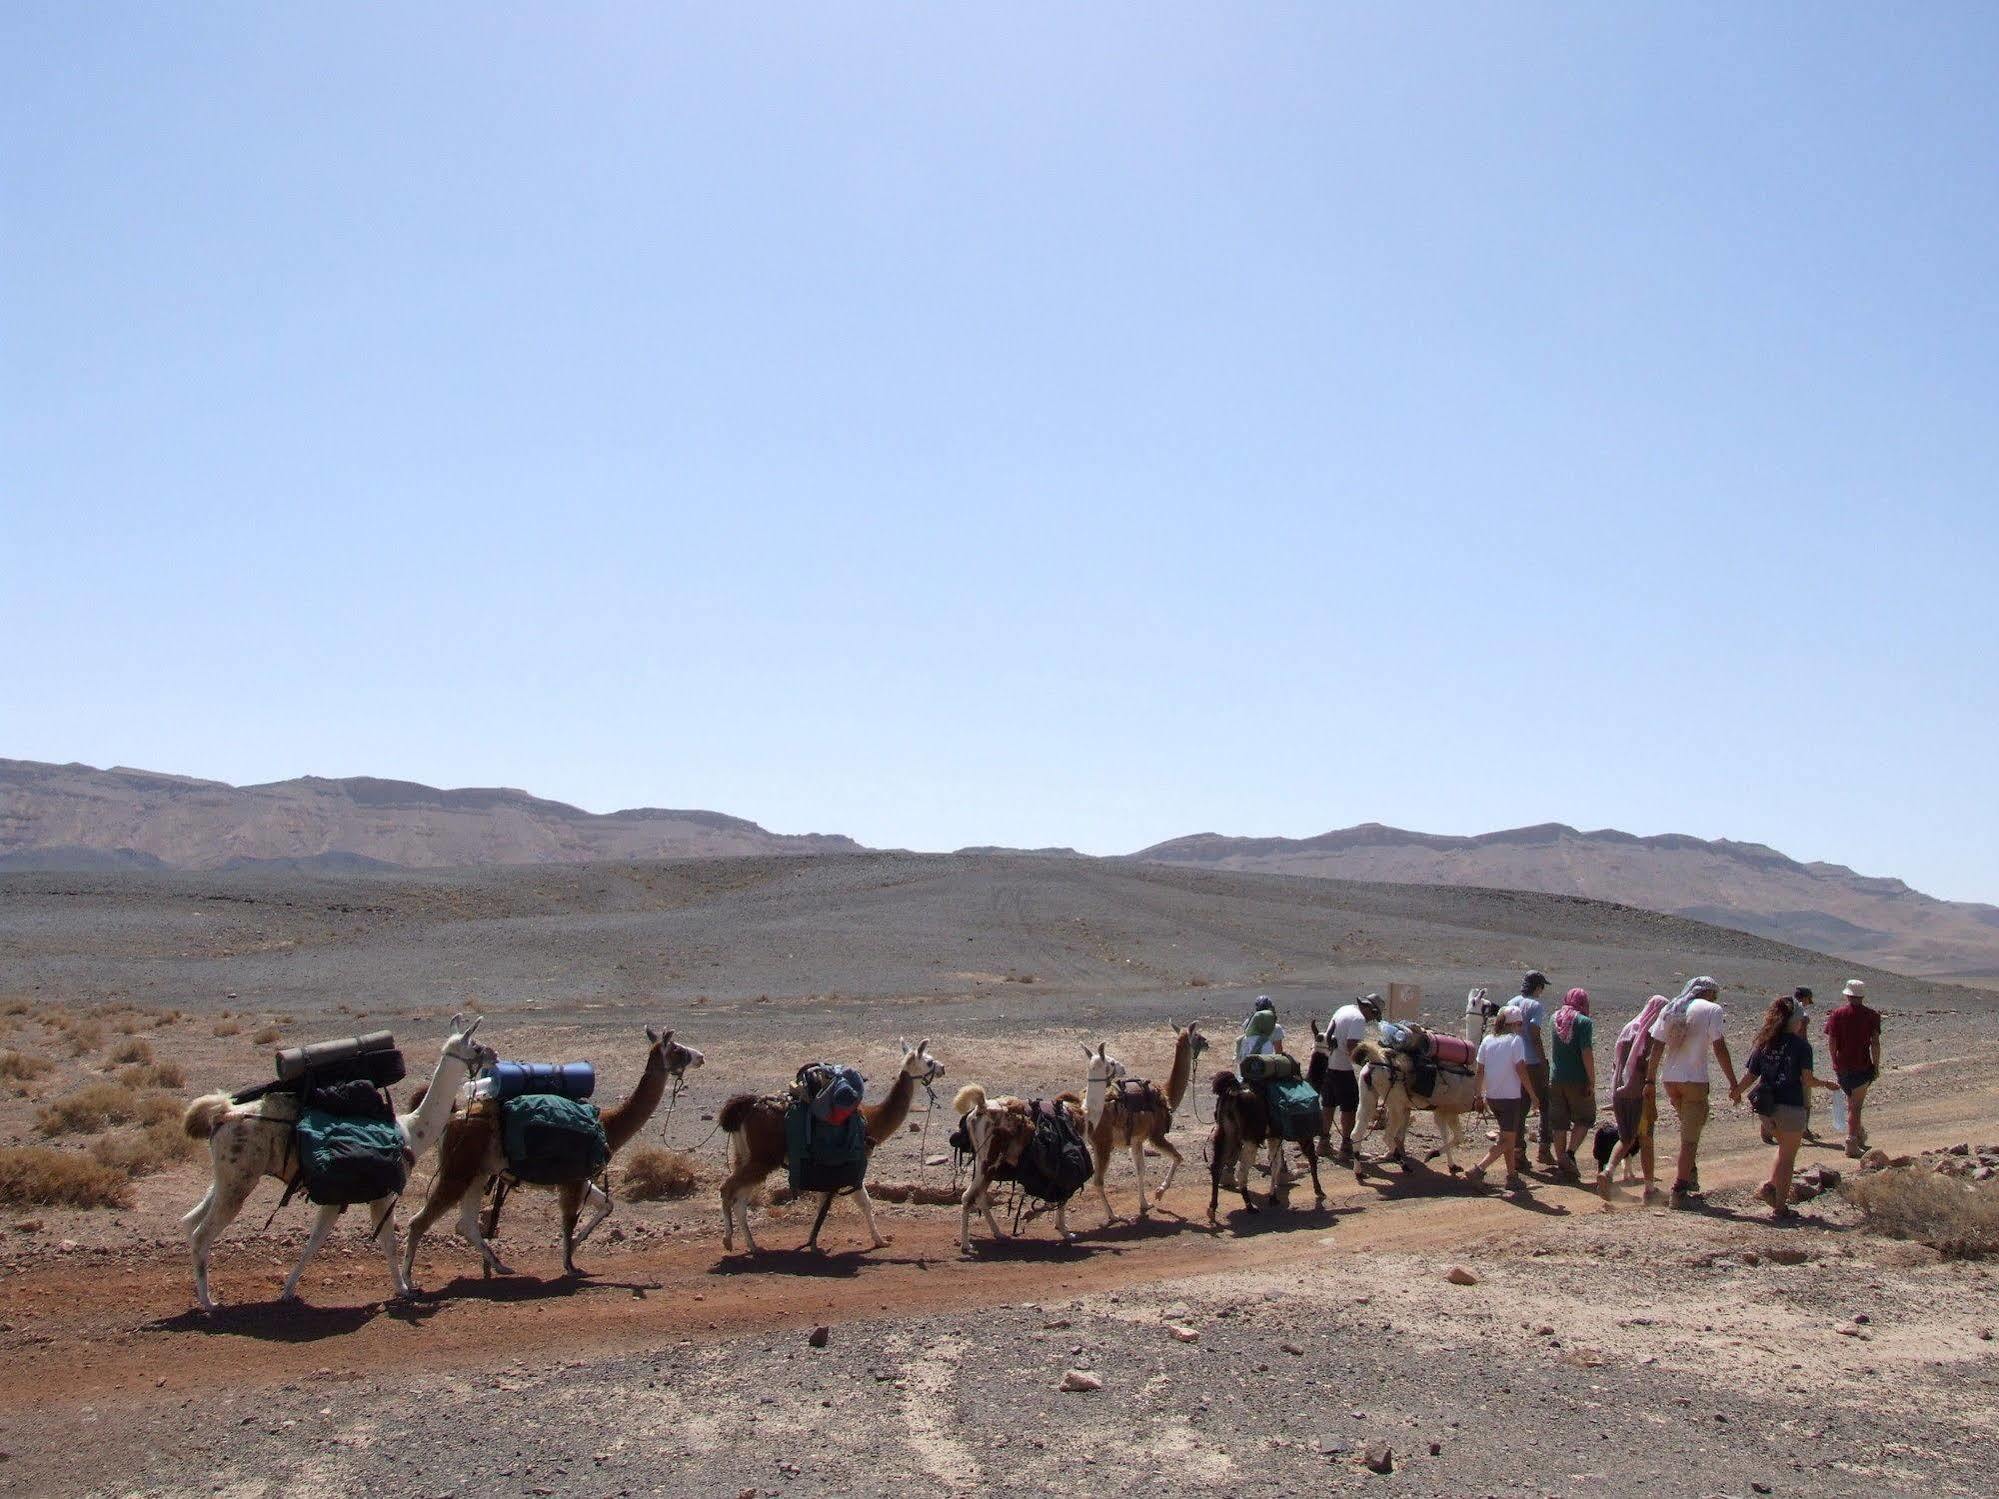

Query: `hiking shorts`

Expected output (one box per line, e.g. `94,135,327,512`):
1665,1082,1710,1146
1612,1091,1653,1146
1768,1104,1808,1137
1487,1096,1527,1135
1323,1069,1359,1113
1546,1081,1597,1134
1838,1066,1878,1095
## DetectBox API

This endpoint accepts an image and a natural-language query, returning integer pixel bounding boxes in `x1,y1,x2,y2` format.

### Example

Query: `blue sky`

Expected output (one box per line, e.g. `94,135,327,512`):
4,6,1995,901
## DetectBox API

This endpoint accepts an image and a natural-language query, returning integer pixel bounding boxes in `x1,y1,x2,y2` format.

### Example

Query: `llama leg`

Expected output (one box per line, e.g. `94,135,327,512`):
852,1185,888,1249
281,1204,342,1302
401,1184,457,1289
1207,1136,1224,1224
366,1196,408,1298
187,1164,257,1312
804,1190,836,1251
571,1180,613,1251
456,1183,513,1275
957,1173,978,1249
1130,1140,1149,1218
1055,1197,1072,1244
557,1180,586,1274
1093,1150,1118,1226
980,1182,1005,1241
1150,1137,1182,1206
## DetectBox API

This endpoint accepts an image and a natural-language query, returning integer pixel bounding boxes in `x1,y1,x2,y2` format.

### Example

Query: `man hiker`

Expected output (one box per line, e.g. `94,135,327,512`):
1238,996,1287,1063
1322,992,1380,1162
1646,976,1740,1206
1511,970,1554,1171
1824,979,1883,1158
1546,987,1597,1181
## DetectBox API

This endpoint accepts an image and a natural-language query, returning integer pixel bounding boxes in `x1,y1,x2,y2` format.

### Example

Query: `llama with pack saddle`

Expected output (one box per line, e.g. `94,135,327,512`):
1207,1054,1328,1222
717,1039,945,1254
1079,1021,1207,1223
1351,1026,1479,1176
178,1015,494,1312
401,1025,703,1288
952,1084,1091,1252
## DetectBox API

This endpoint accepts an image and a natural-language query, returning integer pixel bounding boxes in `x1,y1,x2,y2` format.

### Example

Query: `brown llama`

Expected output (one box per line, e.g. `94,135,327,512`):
717,1039,944,1254
401,1026,704,1287
1079,1021,1207,1223
952,1083,1087,1252
1206,1068,1328,1223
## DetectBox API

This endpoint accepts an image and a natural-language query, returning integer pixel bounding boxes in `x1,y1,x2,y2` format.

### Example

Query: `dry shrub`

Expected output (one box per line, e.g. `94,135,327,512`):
153,1011,182,1027
109,1037,155,1066
211,1019,241,1037
0,999,33,1017
0,1146,134,1208
90,1119,202,1177
35,1081,178,1136
63,1019,106,1056
1842,1168,1999,1258
620,1146,704,1201
117,1061,187,1091
864,1179,961,1206
250,1026,282,1046
0,1049,55,1083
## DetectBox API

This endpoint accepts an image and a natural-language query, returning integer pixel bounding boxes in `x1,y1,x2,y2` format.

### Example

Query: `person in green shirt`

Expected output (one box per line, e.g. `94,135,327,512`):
1546,987,1598,1181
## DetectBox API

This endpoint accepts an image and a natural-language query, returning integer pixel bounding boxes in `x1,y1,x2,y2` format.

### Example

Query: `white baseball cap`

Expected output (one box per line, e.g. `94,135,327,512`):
1842,979,1866,999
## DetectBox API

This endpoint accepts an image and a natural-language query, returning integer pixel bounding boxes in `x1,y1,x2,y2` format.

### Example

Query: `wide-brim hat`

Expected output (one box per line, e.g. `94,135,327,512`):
1842,979,1867,999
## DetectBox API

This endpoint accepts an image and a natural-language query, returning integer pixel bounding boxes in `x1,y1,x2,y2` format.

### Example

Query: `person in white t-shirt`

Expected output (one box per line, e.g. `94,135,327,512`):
1467,1005,1541,1191
1313,994,1380,1162
1645,976,1740,1204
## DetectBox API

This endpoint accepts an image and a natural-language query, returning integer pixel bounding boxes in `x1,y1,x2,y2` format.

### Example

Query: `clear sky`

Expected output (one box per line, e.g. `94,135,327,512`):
4,6,1995,902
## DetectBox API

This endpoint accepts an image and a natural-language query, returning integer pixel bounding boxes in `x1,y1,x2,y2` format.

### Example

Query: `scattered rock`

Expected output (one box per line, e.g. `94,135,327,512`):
1042,1318,1071,1330
925,1154,950,1167
1428,1441,1442,1456
1445,1266,1478,1286
1766,1247,1810,1266
807,1325,830,1348
1059,1369,1102,1393
1167,1325,1200,1343
1361,1441,1394,1474
1860,1149,1891,1171
1279,1341,1304,1356
1318,1436,1353,1457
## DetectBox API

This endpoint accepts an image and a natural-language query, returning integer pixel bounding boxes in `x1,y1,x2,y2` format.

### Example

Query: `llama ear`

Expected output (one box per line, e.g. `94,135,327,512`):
1081,1043,1096,1060
1097,1042,1108,1059
461,1015,482,1039
645,1025,660,1044
918,1037,929,1055
449,1011,466,1033
1169,1019,1179,1032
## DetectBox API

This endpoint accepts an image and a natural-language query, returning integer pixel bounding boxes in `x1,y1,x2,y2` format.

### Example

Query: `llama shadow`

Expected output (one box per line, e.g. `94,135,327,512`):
1210,1200,1355,1237
1069,1212,1194,1247
707,1246,928,1277
393,1271,665,1317
146,1300,382,1342
954,1235,1096,1262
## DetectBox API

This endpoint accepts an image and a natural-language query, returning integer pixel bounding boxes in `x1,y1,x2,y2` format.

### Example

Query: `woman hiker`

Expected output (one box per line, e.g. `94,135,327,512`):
1732,994,1839,1218
1467,1004,1540,1194
1599,993,1666,1201
1238,995,1287,1063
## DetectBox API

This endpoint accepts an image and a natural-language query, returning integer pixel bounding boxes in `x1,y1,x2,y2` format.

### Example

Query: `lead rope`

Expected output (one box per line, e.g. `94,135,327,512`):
657,1071,686,1145
916,1079,938,1182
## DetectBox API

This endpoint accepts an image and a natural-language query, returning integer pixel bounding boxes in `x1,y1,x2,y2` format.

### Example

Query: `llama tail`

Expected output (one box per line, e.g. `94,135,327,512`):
1211,1071,1242,1097
182,1093,231,1140
951,1083,987,1115
717,1093,758,1134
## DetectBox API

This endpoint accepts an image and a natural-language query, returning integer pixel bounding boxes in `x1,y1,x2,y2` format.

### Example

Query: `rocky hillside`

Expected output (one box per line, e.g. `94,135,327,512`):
1135,823,1999,981
0,758,861,871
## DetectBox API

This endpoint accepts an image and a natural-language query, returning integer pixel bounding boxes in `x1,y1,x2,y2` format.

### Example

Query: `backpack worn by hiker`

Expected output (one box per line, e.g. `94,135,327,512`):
1012,1100,1093,1205
1746,1043,1799,1118
786,1064,870,1194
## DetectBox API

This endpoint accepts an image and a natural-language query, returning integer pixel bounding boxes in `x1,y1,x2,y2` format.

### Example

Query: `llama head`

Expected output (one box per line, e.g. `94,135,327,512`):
1309,1019,1330,1054
1180,1019,1208,1060
1079,1042,1127,1085
647,1025,705,1077
443,1013,496,1075
895,1037,945,1086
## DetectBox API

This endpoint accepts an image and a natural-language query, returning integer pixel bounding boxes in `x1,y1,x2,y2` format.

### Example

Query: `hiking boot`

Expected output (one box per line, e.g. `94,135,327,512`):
1845,1139,1865,1159
1504,1174,1527,1193
1595,1172,1612,1201
1536,1146,1557,1168
1802,1129,1824,1145
1754,1181,1777,1206
1558,1153,1581,1183
1670,1180,1695,1208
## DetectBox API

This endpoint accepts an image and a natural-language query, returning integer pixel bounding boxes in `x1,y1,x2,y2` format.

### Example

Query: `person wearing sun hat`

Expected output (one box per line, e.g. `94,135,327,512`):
1824,979,1883,1157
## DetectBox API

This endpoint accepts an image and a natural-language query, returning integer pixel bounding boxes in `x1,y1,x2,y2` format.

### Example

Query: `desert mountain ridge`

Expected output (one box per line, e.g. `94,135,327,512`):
1134,822,1999,981
0,757,860,872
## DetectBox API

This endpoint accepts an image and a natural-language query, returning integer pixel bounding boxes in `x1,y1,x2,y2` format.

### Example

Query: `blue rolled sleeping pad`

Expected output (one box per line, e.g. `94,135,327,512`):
488,1060,597,1101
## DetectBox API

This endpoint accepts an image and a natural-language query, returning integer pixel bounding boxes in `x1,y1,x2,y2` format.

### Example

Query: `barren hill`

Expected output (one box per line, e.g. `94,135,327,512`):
0,758,860,871
1135,822,1999,981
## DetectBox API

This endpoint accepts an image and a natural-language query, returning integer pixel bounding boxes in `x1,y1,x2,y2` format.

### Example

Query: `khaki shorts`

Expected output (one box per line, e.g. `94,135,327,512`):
1665,1082,1710,1146
1767,1103,1808,1137
1546,1080,1597,1134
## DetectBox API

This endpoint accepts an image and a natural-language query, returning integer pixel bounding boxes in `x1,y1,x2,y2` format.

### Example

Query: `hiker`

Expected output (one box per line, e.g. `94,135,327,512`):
1732,994,1837,1217
1546,987,1596,1181
1510,970,1554,1171
1238,996,1287,1063
1646,976,1740,1206
1467,1004,1540,1193
1824,979,1883,1158
1599,994,1665,1200
1791,987,1824,1143
1322,992,1380,1162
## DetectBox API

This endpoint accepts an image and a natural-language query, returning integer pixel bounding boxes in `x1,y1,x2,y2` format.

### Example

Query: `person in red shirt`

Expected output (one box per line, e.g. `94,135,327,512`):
1824,979,1883,1157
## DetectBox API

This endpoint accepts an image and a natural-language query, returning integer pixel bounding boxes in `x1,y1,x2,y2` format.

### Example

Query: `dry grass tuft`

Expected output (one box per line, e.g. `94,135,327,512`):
0,1049,56,1083
250,1025,282,1046
89,1119,203,1177
211,1019,241,1037
58,1019,106,1056
2,998,34,1017
863,1179,962,1206
1842,1167,1999,1258
0,1146,135,1208
117,1061,187,1091
109,1037,155,1066
620,1146,706,1200
36,1081,179,1136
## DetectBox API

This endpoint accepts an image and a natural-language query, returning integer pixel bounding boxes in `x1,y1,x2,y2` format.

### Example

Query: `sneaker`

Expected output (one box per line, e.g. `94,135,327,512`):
1536,1147,1557,1168
1802,1129,1824,1145
1504,1174,1527,1193
1754,1182,1776,1206
1595,1172,1612,1201
1465,1165,1488,1186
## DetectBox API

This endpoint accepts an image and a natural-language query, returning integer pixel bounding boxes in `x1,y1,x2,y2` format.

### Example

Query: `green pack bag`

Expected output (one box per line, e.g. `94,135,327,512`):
1263,1077,1325,1144
500,1094,610,1185
785,1097,869,1194
294,1109,409,1206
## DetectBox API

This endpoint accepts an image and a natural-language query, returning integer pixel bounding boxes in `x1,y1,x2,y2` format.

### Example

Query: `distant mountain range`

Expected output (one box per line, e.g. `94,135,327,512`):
0,759,859,872
7,759,1993,981
1135,823,1999,981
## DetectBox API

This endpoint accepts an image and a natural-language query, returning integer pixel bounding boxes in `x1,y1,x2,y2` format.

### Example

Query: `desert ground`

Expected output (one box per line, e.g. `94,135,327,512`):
2,852,1995,1497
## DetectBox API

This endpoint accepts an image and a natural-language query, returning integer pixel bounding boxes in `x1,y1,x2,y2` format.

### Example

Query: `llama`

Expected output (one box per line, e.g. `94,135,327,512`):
1351,1035,1476,1177
400,1026,704,1288
178,1015,493,1312
1079,1021,1206,1223
717,1039,945,1254
1205,1068,1327,1222
952,1083,1086,1252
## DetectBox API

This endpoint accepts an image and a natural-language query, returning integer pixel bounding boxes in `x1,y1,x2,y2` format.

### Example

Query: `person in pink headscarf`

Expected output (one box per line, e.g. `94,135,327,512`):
1545,987,1597,1181
1598,994,1667,1201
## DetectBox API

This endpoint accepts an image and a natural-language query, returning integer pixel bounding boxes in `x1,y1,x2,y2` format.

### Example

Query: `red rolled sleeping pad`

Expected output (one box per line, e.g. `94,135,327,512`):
1423,1032,1476,1068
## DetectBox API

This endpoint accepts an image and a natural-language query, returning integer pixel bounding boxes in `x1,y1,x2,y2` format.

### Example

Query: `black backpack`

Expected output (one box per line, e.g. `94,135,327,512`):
1748,1042,1799,1117
1014,1102,1093,1204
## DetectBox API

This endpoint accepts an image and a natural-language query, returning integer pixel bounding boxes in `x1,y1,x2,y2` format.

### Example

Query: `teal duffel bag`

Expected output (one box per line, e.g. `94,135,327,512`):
294,1109,409,1206
500,1094,610,1185
1264,1076,1325,1143
785,1098,869,1194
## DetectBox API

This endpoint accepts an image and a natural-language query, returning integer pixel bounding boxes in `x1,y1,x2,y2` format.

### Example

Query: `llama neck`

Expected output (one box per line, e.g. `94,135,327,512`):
401,1047,469,1157
602,1044,669,1154
864,1068,917,1145
1084,1073,1108,1127
1164,1032,1193,1111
